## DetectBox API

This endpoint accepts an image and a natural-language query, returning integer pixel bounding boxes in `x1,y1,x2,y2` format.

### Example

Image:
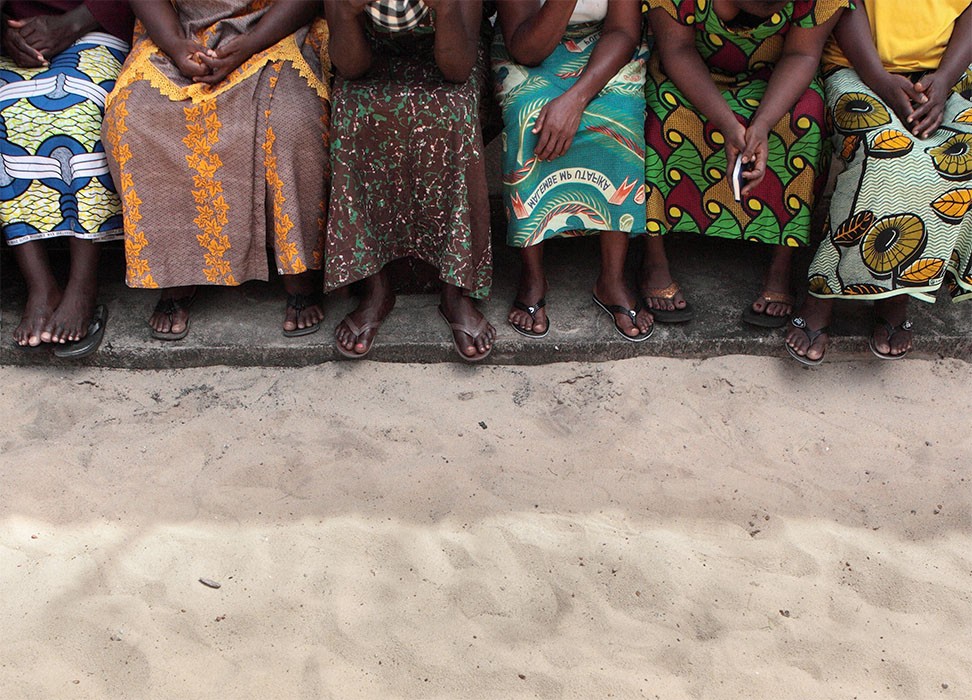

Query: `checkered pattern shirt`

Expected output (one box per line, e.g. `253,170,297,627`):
365,0,431,32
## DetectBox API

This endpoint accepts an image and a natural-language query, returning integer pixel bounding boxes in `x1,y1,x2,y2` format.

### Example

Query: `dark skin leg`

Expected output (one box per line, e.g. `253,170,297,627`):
42,237,99,343
334,268,396,356
11,240,61,347
639,235,688,312
149,285,196,336
282,270,324,333
509,243,548,335
752,245,794,317
439,283,496,357
594,231,653,336
785,294,832,362
872,296,913,356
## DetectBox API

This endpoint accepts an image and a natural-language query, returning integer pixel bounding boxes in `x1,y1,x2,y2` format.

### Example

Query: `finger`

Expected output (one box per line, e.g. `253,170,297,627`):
532,109,546,135
741,172,765,197
7,33,45,66
534,127,552,160
6,19,27,28
913,110,943,138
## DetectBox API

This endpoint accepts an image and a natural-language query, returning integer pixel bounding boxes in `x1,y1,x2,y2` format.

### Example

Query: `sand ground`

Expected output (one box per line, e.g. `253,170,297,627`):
1,356,969,699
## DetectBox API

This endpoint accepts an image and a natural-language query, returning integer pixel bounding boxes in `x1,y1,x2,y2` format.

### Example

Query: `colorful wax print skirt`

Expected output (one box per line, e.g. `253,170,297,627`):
492,22,649,246
325,29,492,299
643,0,848,245
103,1,330,289
1,33,128,245
808,66,972,303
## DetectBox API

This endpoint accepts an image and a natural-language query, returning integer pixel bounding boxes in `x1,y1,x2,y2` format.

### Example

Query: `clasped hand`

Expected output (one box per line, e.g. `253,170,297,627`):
173,34,257,86
3,14,76,68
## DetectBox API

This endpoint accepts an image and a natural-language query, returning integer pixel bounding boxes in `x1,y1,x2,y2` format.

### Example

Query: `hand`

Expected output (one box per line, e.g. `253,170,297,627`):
722,121,749,188
194,34,257,86
873,72,921,126
910,72,948,138
169,38,211,80
2,19,47,67
7,13,81,62
725,121,767,197
532,92,585,161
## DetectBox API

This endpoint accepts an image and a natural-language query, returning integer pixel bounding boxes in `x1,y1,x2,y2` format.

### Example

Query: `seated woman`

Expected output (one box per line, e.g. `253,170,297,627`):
641,0,849,327
493,0,653,341
103,0,330,340
786,2,972,363
1,1,133,356
324,0,496,361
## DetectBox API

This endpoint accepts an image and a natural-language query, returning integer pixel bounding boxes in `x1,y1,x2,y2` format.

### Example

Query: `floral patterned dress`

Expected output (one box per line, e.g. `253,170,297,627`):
103,0,330,289
807,5,972,303
643,0,850,246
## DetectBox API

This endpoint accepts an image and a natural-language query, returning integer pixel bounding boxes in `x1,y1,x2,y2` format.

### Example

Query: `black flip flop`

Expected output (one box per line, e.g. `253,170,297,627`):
868,318,913,360
592,294,653,342
784,317,829,366
283,292,323,338
508,298,550,338
742,291,794,329
53,305,108,359
151,291,196,341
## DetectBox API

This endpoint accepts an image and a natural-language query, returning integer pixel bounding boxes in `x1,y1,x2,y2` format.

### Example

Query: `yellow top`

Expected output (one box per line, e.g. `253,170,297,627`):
824,0,970,72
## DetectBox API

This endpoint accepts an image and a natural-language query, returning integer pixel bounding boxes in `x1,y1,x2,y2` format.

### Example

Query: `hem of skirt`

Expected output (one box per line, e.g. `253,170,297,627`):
507,228,604,247
809,286,940,304
326,254,491,300
639,226,808,246
5,229,124,246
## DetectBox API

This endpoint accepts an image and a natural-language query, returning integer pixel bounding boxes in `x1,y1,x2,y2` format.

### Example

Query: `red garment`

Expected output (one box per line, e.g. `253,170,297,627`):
2,1,134,42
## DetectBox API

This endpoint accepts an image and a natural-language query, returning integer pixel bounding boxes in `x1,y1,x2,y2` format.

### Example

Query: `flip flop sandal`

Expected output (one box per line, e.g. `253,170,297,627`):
742,290,795,328
53,305,108,359
508,298,550,338
334,315,380,359
283,292,323,338
868,317,913,360
150,291,196,341
592,293,654,342
784,316,829,366
641,281,695,323
438,305,493,362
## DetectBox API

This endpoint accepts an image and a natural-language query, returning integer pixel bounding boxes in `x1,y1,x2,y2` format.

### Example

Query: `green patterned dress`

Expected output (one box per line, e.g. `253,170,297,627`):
324,15,493,299
643,0,850,245
492,19,649,246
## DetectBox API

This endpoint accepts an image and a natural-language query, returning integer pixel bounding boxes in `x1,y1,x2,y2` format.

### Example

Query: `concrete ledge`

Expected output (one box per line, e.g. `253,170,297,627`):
3,229,970,367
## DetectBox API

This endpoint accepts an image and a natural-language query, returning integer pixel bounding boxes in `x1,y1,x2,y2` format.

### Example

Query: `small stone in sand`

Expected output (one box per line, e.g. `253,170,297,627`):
199,578,221,589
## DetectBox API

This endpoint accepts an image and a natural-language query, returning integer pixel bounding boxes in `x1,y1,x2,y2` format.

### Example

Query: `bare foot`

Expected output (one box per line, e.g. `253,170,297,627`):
42,283,96,344
15,287,61,347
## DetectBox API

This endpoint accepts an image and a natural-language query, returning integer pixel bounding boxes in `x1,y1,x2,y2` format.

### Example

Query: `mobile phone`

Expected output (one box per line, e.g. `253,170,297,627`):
732,154,754,202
